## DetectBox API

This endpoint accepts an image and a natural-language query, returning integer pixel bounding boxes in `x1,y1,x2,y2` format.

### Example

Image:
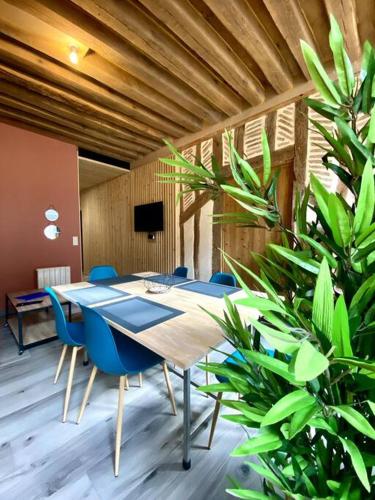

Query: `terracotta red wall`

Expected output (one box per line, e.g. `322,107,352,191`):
0,122,82,310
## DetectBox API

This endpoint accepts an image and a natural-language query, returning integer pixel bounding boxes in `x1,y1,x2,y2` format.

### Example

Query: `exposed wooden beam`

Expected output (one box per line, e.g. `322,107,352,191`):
324,0,361,61
263,0,317,79
0,1,203,133
71,0,246,115
265,111,277,152
0,92,149,155
180,191,212,225
5,0,223,124
138,0,265,106
203,0,294,93
0,64,167,142
294,100,309,189
0,79,156,151
193,147,201,280
131,79,318,168
212,134,223,274
0,111,136,161
0,39,187,141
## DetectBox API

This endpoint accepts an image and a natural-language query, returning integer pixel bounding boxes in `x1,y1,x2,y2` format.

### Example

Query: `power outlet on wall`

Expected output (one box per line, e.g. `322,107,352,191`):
72,236,79,246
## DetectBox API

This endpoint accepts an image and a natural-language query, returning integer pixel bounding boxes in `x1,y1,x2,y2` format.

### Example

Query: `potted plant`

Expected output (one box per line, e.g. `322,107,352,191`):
160,16,374,499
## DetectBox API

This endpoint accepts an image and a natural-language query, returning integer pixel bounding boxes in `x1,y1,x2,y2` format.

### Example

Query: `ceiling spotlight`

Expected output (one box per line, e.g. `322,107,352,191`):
69,46,79,65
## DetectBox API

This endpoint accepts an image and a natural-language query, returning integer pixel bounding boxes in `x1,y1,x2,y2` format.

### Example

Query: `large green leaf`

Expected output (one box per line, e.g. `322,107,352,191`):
331,357,375,372
332,405,375,439
240,349,301,384
353,158,375,235
247,319,301,355
332,295,353,357
339,437,371,492
328,193,351,247
261,129,271,184
301,40,341,107
298,234,338,268
268,244,320,274
312,257,334,343
289,402,319,439
310,174,330,224
226,489,274,499
261,390,315,426
231,429,282,456
329,15,354,96
294,340,329,381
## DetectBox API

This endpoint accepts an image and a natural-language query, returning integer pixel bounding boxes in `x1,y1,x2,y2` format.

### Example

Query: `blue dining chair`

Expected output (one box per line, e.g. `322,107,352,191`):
45,287,85,423
89,265,118,281
207,349,275,449
173,266,188,278
209,272,237,287
76,305,177,477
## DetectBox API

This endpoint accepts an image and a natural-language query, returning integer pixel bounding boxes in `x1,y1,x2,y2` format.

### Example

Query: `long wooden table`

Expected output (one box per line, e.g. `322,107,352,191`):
53,272,257,470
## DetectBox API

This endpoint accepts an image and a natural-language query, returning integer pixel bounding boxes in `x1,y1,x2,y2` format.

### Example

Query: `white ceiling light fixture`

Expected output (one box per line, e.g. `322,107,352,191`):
69,46,79,65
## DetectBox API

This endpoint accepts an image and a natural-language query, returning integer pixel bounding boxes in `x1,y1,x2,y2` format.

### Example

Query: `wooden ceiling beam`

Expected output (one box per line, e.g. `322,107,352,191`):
0,64,168,142
324,0,361,61
263,0,317,79
0,91,151,155
0,1,203,133
71,0,247,115
0,108,138,161
0,78,158,151
0,36,190,139
5,0,223,124
203,0,294,94
138,0,264,106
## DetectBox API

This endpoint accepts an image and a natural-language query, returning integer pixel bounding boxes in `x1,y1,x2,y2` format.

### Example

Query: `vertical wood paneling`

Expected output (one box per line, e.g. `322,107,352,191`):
81,160,178,276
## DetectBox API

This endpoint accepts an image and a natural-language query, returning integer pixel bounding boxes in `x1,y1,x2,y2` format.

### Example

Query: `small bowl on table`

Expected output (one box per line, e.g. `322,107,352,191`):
143,274,176,294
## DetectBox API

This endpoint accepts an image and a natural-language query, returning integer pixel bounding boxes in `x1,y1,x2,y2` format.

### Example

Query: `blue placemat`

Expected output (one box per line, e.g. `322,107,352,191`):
176,280,240,298
89,274,142,286
16,291,49,301
93,296,184,333
146,275,192,286
63,286,130,306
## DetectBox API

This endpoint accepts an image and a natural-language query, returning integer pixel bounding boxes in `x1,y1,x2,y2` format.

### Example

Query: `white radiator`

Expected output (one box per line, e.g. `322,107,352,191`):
36,266,71,288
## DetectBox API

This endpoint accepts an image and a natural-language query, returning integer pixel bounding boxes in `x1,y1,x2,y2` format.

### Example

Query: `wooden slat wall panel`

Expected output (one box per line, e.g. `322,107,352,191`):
181,145,197,210
222,128,235,165
80,160,178,275
275,103,295,150
200,138,213,170
244,116,265,159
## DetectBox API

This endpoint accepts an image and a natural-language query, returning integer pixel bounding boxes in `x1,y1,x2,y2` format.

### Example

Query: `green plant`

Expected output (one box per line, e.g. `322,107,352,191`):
159,16,375,499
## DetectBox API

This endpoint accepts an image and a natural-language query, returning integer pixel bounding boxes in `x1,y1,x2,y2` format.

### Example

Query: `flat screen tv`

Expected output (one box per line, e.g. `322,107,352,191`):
134,201,164,232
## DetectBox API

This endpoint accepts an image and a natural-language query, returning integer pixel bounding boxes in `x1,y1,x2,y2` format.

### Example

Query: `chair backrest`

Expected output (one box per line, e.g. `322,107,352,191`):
45,287,73,344
89,265,118,281
173,266,188,278
80,305,125,375
209,272,237,287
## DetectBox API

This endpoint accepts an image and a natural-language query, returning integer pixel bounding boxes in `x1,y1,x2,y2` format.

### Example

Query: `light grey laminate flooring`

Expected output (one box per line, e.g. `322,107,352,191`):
0,320,261,500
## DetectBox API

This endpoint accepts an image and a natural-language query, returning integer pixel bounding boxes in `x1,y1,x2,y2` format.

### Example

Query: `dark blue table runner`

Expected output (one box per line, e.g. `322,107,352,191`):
93,296,184,333
176,280,240,298
89,274,143,286
63,286,130,306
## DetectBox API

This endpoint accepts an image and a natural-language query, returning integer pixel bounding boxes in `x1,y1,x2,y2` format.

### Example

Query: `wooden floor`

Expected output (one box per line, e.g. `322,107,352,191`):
0,319,261,500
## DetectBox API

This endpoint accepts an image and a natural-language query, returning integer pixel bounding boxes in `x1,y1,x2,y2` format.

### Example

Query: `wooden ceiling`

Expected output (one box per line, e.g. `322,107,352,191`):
0,0,373,165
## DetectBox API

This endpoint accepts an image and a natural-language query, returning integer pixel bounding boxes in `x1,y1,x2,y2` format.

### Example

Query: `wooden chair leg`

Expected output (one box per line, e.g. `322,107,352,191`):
138,372,143,388
115,375,126,477
76,365,98,424
124,375,129,390
207,392,223,449
62,346,78,423
162,361,177,416
54,344,67,384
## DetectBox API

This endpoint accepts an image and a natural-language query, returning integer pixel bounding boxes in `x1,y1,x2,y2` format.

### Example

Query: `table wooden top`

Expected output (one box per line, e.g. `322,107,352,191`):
53,273,259,370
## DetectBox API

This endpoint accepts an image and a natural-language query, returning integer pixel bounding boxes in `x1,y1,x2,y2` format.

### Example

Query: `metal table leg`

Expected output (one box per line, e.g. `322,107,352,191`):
5,295,9,327
68,302,72,322
183,368,191,470
17,312,24,355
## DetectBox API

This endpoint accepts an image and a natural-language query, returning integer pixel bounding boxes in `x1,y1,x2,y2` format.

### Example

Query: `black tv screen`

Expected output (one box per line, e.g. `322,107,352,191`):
134,201,164,232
